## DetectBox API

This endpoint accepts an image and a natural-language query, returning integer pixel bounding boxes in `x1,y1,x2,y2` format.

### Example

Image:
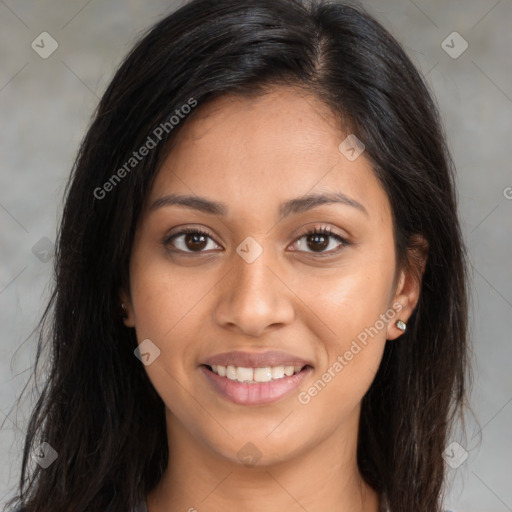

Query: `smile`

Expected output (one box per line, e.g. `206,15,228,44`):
208,364,305,383
201,364,313,405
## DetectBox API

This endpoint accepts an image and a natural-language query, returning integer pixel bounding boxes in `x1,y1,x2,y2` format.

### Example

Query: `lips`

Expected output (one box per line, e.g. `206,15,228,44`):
202,350,314,369
201,364,313,405
200,350,314,405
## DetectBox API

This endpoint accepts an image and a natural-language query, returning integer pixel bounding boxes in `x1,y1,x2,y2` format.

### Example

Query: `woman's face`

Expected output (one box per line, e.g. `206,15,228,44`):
122,87,419,467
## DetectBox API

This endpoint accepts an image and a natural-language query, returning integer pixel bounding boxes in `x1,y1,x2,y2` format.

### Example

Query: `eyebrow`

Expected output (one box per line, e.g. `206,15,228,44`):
149,191,368,218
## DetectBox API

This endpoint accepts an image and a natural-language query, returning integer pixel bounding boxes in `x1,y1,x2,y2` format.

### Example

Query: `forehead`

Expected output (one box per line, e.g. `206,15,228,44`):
147,87,390,224
168,87,344,170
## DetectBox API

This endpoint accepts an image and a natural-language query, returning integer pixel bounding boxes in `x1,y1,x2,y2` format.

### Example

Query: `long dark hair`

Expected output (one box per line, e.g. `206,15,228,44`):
5,1,470,511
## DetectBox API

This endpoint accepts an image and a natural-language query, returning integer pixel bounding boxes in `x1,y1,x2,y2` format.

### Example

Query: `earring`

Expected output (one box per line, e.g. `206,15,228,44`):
121,302,127,318
396,319,407,332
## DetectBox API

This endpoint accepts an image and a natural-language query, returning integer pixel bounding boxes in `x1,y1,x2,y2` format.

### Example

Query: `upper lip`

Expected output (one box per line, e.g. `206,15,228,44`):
203,350,314,368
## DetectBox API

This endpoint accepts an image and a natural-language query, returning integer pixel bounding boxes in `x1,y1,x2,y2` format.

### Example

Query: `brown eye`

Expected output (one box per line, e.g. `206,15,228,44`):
164,228,221,253
293,226,349,256
305,232,330,252
183,232,208,251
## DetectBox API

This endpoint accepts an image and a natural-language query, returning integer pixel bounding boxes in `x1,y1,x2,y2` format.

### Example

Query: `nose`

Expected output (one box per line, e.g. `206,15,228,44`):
212,244,295,337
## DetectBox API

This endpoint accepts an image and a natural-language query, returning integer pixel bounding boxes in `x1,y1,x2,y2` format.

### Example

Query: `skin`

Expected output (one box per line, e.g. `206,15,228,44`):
120,87,426,512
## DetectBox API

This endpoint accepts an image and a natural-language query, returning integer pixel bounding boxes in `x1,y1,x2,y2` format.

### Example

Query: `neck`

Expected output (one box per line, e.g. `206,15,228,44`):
147,405,380,512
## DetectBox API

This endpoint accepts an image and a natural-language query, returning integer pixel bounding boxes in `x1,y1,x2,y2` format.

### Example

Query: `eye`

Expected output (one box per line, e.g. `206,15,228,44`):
163,225,350,256
164,227,221,253
291,226,349,256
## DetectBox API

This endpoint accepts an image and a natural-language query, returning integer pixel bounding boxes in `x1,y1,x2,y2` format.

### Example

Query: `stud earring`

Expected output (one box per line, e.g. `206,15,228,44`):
121,302,127,318
396,319,407,332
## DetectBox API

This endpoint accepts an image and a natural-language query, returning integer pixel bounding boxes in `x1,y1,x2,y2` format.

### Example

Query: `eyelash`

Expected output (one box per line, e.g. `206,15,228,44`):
163,225,350,257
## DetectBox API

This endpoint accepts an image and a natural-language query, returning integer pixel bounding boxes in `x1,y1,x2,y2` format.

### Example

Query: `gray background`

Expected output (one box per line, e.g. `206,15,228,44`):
0,0,511,510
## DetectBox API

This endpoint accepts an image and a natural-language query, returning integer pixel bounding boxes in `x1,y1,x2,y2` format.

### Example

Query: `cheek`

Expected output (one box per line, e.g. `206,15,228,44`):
293,246,395,397
295,280,390,424
128,262,210,416
128,252,219,389
129,254,208,337
299,247,396,342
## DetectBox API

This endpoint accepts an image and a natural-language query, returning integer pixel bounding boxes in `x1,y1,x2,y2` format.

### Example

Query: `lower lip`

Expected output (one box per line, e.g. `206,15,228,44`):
200,365,313,406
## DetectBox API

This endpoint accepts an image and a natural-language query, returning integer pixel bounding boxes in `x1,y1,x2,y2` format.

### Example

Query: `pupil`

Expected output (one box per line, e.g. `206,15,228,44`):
308,234,328,252
185,233,207,251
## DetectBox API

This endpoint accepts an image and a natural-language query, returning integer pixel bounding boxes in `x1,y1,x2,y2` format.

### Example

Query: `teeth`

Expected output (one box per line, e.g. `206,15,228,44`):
254,367,272,382
284,366,295,376
209,364,305,383
237,366,254,382
226,365,237,380
271,366,285,379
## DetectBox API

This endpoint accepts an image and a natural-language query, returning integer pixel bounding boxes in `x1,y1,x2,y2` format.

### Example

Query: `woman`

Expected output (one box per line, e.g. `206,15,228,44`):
5,0,470,511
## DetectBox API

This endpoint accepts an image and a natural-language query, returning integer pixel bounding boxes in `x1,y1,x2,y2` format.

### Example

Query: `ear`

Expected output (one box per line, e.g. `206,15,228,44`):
387,235,429,340
119,288,135,328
